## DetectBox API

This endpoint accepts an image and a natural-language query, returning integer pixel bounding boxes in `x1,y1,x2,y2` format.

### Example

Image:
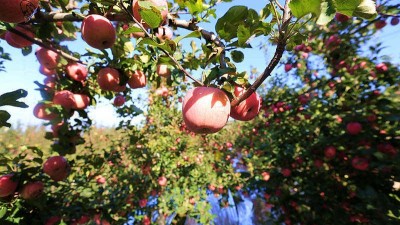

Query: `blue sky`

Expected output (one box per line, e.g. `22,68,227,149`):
0,0,399,128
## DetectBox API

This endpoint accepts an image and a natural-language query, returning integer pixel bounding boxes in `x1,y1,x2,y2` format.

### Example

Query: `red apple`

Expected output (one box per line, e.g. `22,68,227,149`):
44,77,56,91
72,94,90,109
230,86,262,121
20,181,44,200
33,103,57,120
113,95,126,107
76,215,90,224
0,174,18,197
45,216,61,225
0,0,39,23
156,26,173,40
324,146,336,159
5,25,34,48
374,20,387,29
39,65,56,77
132,0,168,29
130,24,146,38
298,94,309,105
281,168,291,177
35,47,59,69
377,143,397,156
93,214,110,225
43,156,70,182
53,90,76,109
128,70,146,89
158,176,167,186
391,17,399,26
139,198,148,208
284,63,292,72
66,63,88,82
96,175,106,184
325,35,341,49
375,62,388,73
335,13,350,22
346,122,362,135
351,157,369,171
182,87,230,133
51,121,64,138
97,67,126,92
261,172,270,181
156,64,171,78
81,15,116,49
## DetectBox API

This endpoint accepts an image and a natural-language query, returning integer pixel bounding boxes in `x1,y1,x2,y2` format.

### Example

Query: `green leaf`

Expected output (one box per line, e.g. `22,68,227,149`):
138,38,172,53
0,110,11,127
289,0,322,18
237,25,251,47
353,0,377,20
215,6,248,41
231,50,244,63
173,30,201,44
122,26,143,35
0,206,6,219
138,1,163,28
317,1,336,25
335,0,363,17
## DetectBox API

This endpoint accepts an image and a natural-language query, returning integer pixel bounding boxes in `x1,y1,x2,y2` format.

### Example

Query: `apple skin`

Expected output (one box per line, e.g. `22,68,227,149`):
33,103,57,120
39,65,56,77
374,20,387,29
335,13,350,22
128,70,146,89
66,63,88,82
132,0,168,29
43,156,70,182
35,47,59,69
324,146,336,159
72,94,90,109
156,64,171,78
0,174,18,198
113,95,126,107
284,64,292,72
156,26,173,40
0,0,39,23
81,15,116,50
53,90,76,109
20,181,44,200
346,122,362,135
230,86,262,121
5,25,34,48
158,176,168,186
97,67,126,92
182,87,230,134
351,157,369,171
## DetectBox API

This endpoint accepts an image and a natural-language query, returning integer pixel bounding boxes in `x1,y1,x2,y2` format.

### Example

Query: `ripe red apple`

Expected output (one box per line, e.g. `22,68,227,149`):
374,20,387,29
72,93,90,109
43,77,56,91
128,70,146,89
0,0,39,23
158,176,167,186
391,17,399,26
35,47,59,69
93,214,110,225
325,35,341,49
284,63,292,72
0,174,18,197
96,175,106,184
51,121,64,138
375,62,388,73
81,15,116,49
53,90,76,109
377,143,397,156
113,95,126,107
156,26,173,40
5,25,34,48
298,94,309,105
20,181,44,200
156,64,171,78
261,172,270,181
139,198,148,208
33,103,57,120
324,146,336,159
97,67,126,92
43,156,70,182
66,63,88,82
335,13,350,22
132,0,168,29
230,86,262,121
346,122,362,135
281,168,291,177
39,65,56,77
182,87,230,133
351,157,369,171
45,216,61,225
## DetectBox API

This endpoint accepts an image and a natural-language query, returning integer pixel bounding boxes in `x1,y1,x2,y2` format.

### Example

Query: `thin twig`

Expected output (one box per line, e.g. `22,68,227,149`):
274,0,284,11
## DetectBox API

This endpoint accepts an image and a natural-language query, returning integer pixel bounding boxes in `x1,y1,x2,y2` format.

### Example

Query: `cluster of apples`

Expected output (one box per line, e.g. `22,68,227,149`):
0,156,69,200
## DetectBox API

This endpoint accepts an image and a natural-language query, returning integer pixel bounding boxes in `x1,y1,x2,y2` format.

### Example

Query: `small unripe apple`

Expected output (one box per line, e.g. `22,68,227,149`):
156,26,173,40
35,47,59,69
132,0,168,29
182,87,230,134
81,15,116,50
230,86,262,121
5,25,34,48
324,146,336,159
158,176,167,186
374,20,387,29
113,95,126,107
39,65,56,77
20,181,44,200
43,156,70,182
128,70,146,89
346,122,362,135
0,0,39,23
0,174,18,197
66,63,88,82
335,13,350,22
33,103,57,120
391,17,399,26
97,67,126,92
156,64,171,78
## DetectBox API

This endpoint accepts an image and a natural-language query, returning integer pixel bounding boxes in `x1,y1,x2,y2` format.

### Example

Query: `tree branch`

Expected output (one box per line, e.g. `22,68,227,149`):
231,0,292,107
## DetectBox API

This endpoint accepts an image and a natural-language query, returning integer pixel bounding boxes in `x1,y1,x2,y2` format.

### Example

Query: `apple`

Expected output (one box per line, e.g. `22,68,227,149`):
51,121,64,138
281,168,291,177
374,20,387,29
158,176,167,186
45,216,61,225
325,35,341,49
294,44,305,51
391,17,399,26
298,94,309,105
314,159,323,168
156,64,171,78
156,26,173,40
377,143,397,156
97,67,126,92
130,24,146,38
230,86,262,121
39,65,56,77
132,0,168,29
53,90,76,109
128,70,146,89
155,86,169,97
351,157,369,171
43,156,70,182
0,0,39,23
35,47,59,69
113,95,126,107
261,172,270,181
375,62,388,73
66,63,88,82
139,198,148,208
72,93,90,109
20,181,44,200
0,174,18,197
44,77,56,91
346,122,362,135
324,146,336,159
33,103,57,120
182,87,230,133
96,175,106,184
81,15,116,50
284,64,292,72
93,214,110,225
335,13,350,22
5,25,34,48
76,215,90,224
